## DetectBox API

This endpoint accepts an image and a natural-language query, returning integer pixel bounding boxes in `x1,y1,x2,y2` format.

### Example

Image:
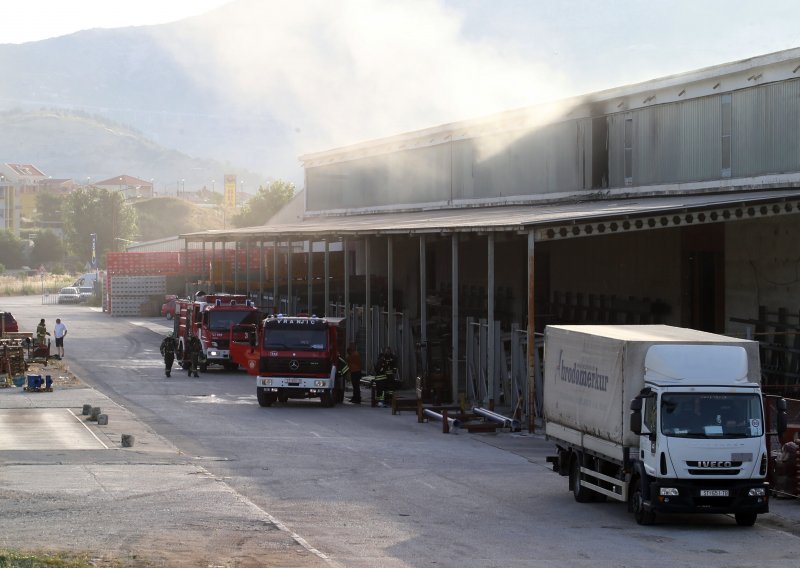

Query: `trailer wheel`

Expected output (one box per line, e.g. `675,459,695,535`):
631,478,656,525
257,388,276,407
734,512,757,527
570,457,594,503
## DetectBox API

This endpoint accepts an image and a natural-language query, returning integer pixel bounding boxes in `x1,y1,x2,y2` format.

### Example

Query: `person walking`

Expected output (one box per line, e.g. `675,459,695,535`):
53,318,67,358
187,333,202,378
374,346,397,407
160,332,177,377
36,318,50,345
347,343,362,404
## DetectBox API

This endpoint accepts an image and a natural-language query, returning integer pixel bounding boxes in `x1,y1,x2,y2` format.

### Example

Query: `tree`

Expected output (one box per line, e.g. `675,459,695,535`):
231,180,294,228
30,230,66,266
36,190,65,224
62,187,137,266
0,230,26,268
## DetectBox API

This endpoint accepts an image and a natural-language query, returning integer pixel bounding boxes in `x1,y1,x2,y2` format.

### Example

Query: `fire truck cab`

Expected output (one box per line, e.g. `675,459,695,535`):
174,292,261,371
252,315,347,407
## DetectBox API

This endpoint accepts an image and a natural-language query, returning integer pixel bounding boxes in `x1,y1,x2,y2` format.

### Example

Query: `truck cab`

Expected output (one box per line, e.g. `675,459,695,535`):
254,315,346,407
629,344,770,526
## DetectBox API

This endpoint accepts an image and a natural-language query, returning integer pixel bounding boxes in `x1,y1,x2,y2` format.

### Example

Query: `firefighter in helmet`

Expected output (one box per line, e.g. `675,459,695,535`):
160,332,177,377
187,333,202,378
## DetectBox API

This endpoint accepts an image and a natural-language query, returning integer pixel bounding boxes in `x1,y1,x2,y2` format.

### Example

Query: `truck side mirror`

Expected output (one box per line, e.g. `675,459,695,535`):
629,397,643,436
776,398,788,435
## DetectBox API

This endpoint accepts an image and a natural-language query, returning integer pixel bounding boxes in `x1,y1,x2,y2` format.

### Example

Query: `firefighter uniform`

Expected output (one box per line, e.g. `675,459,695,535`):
187,334,202,378
160,333,177,377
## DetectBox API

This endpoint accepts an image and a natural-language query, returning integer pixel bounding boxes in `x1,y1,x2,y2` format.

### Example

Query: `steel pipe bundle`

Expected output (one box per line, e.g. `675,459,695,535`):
472,407,520,431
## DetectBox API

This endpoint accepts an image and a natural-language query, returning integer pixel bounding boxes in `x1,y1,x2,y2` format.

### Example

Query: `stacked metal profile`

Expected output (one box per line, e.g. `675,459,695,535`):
109,276,167,316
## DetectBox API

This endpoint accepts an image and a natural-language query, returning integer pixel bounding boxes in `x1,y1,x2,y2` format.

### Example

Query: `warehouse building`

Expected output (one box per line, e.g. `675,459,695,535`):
182,48,800,419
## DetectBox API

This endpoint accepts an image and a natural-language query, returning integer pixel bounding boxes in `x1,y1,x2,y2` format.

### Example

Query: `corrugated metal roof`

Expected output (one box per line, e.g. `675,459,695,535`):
181,188,800,242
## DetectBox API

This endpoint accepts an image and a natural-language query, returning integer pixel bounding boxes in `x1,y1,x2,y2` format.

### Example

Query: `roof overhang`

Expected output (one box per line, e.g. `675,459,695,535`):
181,187,800,244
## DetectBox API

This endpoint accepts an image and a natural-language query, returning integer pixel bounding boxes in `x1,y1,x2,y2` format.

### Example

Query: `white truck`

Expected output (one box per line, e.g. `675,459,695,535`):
543,324,788,526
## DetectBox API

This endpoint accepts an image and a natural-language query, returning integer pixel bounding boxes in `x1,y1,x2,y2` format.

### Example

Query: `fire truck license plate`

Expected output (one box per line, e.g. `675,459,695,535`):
700,490,729,497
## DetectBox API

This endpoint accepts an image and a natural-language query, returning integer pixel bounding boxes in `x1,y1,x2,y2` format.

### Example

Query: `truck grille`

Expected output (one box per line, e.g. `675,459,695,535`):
261,357,330,375
686,461,743,476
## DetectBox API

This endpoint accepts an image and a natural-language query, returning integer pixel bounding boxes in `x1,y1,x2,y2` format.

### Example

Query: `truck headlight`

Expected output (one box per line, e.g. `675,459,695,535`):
314,380,327,387
261,379,272,386
208,350,219,357
659,488,679,496
748,487,766,497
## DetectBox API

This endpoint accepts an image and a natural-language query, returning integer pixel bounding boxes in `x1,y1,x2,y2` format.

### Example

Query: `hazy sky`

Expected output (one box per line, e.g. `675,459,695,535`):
4,0,800,182
0,1,232,44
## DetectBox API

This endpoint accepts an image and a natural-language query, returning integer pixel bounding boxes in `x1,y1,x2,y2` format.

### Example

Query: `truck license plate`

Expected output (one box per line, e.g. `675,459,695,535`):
700,489,729,497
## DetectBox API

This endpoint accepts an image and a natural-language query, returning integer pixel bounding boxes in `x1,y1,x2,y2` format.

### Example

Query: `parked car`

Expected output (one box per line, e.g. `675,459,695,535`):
57,287,81,304
1,311,19,333
78,286,94,302
161,297,177,319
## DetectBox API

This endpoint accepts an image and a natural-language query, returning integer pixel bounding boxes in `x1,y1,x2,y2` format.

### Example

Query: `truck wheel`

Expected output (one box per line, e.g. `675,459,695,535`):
320,391,334,407
734,512,757,527
199,363,208,372
223,362,238,371
631,478,656,525
570,458,594,503
257,388,276,407
278,390,288,403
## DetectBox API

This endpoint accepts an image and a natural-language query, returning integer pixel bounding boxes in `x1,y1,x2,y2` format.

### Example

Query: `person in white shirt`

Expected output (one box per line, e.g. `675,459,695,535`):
53,318,68,358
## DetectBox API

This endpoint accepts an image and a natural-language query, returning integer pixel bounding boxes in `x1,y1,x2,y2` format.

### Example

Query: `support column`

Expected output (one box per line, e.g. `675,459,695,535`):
259,240,264,306
451,234,459,403
527,230,536,433
343,238,350,341
234,241,239,294
201,241,206,284
387,236,395,349
221,242,226,292
487,233,495,403
211,241,216,292
419,236,427,347
184,238,189,295
307,239,313,314
273,238,279,314
245,240,250,297
324,239,330,317
365,239,372,371
287,239,293,315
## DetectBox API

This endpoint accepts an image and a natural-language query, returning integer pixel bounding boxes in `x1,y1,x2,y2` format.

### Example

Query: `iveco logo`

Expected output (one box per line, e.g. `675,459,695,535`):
699,461,732,468
289,359,300,371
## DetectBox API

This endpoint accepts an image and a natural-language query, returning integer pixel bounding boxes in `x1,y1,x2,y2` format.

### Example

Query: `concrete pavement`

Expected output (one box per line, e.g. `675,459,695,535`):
0,383,332,567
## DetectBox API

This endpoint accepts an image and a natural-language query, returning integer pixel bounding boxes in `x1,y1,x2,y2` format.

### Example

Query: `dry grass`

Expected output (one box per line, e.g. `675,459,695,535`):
0,274,76,297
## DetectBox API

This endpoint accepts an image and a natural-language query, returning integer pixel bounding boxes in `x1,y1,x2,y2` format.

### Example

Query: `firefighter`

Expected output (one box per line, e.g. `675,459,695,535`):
374,346,397,407
347,343,362,404
36,318,50,345
187,333,202,378
160,332,177,377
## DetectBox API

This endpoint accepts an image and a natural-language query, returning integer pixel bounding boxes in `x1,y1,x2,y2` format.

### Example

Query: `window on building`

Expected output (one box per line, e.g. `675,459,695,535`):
624,116,633,186
721,94,732,177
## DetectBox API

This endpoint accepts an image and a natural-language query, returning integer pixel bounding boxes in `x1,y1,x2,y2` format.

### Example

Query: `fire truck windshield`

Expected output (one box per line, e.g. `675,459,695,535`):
208,311,259,331
263,329,328,351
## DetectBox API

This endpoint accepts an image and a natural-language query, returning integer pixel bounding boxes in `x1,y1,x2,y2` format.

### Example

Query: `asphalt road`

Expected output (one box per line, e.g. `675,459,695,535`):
2,295,800,567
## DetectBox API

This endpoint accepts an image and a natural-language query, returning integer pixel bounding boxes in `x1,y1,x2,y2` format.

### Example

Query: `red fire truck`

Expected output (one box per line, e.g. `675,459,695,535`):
174,292,261,371
232,315,347,407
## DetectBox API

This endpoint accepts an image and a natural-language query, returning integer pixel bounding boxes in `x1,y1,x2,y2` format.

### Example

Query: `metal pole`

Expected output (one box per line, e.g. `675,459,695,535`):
365,239,371,371
344,238,350,339
387,236,395,349
451,234,459,404
273,239,279,314
527,230,536,433
259,240,264,307
211,241,216,292
324,239,330,317
487,233,495,403
221,242,226,293
287,239,293,315
307,239,313,314
420,235,427,347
